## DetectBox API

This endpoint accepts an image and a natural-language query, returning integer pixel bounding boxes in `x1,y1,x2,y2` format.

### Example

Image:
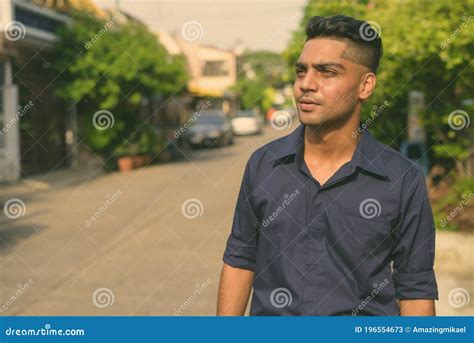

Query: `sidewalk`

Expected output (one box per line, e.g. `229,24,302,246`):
1,167,105,199
0,167,106,224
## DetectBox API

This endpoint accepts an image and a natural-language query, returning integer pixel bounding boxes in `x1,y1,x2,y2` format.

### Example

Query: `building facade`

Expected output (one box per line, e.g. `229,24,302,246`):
0,0,69,182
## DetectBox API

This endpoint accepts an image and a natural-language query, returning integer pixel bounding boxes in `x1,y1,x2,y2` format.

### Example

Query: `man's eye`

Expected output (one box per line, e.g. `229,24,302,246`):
321,69,336,76
295,68,306,75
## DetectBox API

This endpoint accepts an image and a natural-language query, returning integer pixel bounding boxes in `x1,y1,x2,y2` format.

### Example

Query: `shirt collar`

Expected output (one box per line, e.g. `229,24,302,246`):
271,124,388,178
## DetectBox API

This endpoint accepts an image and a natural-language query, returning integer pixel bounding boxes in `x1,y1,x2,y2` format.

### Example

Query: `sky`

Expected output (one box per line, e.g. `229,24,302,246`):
93,0,306,52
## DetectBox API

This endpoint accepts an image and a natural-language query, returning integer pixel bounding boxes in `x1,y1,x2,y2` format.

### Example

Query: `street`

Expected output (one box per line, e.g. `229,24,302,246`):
0,123,472,316
0,123,290,316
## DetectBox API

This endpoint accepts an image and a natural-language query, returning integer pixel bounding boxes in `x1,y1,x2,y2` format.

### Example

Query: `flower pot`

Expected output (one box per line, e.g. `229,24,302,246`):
117,156,134,172
132,154,151,168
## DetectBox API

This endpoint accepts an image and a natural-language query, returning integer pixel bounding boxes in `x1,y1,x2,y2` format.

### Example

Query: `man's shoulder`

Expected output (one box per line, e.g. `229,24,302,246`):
374,138,424,181
247,131,295,167
245,128,425,184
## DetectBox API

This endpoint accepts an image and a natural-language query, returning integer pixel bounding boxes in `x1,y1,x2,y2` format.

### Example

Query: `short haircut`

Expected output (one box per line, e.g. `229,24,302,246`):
305,15,383,73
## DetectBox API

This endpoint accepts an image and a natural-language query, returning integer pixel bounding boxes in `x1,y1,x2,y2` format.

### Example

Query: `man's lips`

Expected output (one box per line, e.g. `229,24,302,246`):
299,98,320,104
298,99,321,111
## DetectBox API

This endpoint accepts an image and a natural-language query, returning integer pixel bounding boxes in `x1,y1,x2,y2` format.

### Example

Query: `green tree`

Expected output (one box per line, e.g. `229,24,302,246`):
234,50,287,114
284,0,473,174
53,11,188,157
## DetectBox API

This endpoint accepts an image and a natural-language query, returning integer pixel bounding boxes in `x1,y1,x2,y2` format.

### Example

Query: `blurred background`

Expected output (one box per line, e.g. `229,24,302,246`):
0,0,472,316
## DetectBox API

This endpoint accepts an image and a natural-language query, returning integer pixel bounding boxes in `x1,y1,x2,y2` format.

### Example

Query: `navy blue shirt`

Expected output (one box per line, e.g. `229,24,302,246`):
223,124,438,316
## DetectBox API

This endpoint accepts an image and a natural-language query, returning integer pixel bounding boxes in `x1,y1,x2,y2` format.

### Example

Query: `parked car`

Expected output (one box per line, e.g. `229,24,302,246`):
185,111,234,148
231,110,263,135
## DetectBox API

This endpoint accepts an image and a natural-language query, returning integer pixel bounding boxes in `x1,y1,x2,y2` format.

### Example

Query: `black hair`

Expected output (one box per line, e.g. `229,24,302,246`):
305,15,383,73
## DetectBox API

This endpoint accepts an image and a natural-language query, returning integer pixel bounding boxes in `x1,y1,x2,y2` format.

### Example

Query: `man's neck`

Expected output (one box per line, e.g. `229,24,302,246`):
303,116,360,166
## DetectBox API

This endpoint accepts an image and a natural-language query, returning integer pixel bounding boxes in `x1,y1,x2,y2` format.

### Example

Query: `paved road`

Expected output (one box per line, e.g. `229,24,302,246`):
0,123,290,316
0,122,472,316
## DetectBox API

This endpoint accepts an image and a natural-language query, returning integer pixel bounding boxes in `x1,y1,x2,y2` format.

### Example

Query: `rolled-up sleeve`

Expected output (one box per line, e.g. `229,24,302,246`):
223,161,260,271
391,166,438,300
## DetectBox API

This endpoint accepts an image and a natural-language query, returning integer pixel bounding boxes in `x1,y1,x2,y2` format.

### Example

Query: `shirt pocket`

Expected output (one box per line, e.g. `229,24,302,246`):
324,201,394,294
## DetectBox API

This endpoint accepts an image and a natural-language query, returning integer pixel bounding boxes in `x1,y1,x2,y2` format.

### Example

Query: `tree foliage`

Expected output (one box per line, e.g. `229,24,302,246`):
233,50,287,114
284,0,473,171
53,11,188,156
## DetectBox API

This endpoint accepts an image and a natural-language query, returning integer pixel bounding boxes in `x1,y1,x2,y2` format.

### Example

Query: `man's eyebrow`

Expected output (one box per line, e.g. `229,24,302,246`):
295,62,345,70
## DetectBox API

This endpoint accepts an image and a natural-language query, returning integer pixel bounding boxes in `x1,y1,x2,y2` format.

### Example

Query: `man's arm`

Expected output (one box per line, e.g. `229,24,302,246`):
216,263,254,316
392,167,439,311
219,159,260,315
400,299,436,316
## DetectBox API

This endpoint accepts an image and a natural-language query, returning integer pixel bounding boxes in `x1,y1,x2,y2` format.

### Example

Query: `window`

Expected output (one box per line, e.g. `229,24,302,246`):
14,7,63,34
202,61,228,77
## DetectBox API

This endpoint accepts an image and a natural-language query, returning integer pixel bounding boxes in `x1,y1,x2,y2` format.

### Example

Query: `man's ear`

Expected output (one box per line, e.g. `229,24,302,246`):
359,72,376,101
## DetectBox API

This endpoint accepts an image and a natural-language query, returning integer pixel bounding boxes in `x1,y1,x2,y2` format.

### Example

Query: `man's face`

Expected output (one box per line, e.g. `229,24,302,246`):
293,38,369,127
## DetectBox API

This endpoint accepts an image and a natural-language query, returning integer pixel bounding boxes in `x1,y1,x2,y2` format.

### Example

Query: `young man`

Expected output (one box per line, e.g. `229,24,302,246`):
217,15,438,316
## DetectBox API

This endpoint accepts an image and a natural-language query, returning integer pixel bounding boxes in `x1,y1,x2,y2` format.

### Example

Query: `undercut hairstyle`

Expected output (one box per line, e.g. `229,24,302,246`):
305,15,383,74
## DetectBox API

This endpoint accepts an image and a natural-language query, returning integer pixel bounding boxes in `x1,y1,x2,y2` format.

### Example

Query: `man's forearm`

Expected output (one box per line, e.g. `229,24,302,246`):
217,263,254,316
400,299,436,316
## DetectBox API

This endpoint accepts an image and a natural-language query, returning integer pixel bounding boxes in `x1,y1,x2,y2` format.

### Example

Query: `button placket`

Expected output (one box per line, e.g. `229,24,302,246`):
304,225,324,265
302,186,326,309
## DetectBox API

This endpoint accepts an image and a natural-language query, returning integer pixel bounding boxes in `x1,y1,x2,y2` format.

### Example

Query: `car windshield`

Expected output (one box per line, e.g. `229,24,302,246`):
195,115,224,125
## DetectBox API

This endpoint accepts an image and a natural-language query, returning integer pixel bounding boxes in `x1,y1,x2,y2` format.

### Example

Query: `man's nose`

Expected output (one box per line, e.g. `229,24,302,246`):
300,72,318,92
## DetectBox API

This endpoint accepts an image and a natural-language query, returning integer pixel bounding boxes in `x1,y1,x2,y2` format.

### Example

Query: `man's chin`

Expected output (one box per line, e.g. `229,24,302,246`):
297,111,328,126
298,110,354,131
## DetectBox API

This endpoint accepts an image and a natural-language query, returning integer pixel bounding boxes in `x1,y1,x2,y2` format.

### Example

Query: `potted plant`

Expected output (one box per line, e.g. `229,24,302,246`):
111,124,158,172
115,142,139,172
132,124,156,168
